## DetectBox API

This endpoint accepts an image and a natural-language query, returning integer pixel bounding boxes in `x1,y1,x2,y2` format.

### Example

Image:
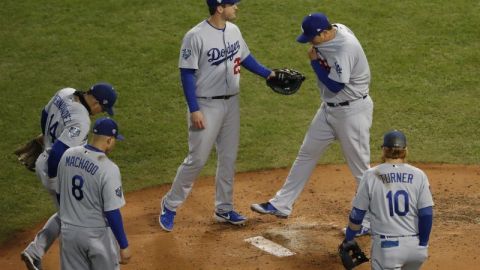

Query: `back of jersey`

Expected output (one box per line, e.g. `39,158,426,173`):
354,163,434,236
42,88,90,151
58,145,125,228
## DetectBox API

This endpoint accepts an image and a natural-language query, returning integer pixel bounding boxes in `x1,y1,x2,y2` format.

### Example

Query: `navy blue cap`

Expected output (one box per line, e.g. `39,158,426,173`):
297,13,331,43
90,83,117,116
206,0,240,7
92,117,124,141
382,130,407,148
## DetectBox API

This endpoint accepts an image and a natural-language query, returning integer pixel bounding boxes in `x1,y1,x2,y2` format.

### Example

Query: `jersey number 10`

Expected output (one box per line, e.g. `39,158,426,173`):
386,190,409,217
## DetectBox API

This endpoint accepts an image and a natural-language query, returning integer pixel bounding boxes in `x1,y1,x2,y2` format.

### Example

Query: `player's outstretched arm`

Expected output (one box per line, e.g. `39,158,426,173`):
241,54,272,78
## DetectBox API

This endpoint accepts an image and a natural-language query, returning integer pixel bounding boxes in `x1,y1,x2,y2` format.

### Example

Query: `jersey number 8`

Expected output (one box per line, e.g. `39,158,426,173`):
72,175,84,201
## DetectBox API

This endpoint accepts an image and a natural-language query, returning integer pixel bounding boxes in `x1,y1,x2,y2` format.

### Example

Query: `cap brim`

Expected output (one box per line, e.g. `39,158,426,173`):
296,33,312,43
116,134,125,141
105,107,114,116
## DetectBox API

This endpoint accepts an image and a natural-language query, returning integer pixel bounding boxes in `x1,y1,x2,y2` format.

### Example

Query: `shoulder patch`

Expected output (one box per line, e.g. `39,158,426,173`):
182,48,192,60
115,187,123,198
68,126,81,138
334,61,343,75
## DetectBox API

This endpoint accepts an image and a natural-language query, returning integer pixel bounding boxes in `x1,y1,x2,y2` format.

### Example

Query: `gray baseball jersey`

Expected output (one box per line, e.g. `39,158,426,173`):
314,23,370,103
178,20,250,96
36,88,91,194
58,145,125,270
269,23,373,219
353,163,434,236
25,88,91,261
353,163,434,269
163,20,249,214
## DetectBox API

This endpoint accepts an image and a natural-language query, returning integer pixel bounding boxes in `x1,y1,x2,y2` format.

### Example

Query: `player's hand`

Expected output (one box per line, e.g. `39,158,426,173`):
120,247,132,264
308,47,318,60
190,111,205,129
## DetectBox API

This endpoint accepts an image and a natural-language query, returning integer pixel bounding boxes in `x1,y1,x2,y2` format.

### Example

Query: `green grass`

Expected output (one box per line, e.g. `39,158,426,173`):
1,0,479,244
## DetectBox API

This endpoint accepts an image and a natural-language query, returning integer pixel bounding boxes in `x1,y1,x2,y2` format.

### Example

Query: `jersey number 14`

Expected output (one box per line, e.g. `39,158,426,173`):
386,190,409,217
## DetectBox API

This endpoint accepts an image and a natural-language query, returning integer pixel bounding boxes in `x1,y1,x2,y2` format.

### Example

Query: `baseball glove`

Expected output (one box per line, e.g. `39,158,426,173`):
14,135,44,172
338,239,369,270
266,68,305,95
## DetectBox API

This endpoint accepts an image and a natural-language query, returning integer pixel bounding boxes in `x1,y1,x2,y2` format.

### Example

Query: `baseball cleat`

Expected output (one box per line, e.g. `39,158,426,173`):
21,251,42,270
214,210,247,225
250,202,288,218
341,226,371,238
159,199,176,232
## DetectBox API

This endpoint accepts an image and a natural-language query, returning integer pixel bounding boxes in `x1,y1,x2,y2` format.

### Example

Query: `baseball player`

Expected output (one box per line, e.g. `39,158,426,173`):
21,83,118,270
159,0,275,231
251,13,373,235
342,130,434,270
58,117,131,270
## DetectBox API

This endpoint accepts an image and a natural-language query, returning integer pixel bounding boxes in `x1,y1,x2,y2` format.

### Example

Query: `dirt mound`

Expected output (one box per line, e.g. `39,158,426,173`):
1,164,479,269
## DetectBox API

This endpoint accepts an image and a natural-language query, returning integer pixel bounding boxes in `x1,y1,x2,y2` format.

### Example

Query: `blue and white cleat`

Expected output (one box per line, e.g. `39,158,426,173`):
214,210,247,225
21,251,42,270
159,199,176,232
250,202,288,219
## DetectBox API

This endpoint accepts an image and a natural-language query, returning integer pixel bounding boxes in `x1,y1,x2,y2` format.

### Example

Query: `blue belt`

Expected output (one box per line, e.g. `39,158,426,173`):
326,95,368,107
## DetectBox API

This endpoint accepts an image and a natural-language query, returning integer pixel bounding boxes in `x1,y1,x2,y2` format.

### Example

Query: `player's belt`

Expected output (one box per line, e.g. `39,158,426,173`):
379,234,419,239
198,94,238,100
326,95,368,107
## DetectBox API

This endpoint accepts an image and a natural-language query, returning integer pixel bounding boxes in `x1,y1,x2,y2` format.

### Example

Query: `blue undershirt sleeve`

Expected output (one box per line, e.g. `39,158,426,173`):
241,54,272,78
310,60,345,93
41,109,48,135
345,207,367,241
180,68,199,113
418,206,433,246
47,140,69,178
105,209,129,249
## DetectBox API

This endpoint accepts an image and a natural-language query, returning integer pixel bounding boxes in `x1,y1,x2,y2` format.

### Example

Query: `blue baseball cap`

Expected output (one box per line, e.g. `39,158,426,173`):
90,83,117,116
382,130,407,148
297,13,331,43
92,117,124,141
206,0,240,7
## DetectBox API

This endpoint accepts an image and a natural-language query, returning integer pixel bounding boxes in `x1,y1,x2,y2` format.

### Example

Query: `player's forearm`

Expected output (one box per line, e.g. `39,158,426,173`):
345,207,366,241
180,68,200,112
105,209,129,249
310,60,344,92
418,206,433,246
241,54,272,78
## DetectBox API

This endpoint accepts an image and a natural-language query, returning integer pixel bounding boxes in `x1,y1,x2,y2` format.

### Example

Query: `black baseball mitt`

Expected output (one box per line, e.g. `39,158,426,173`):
266,68,305,95
14,135,44,172
338,239,369,270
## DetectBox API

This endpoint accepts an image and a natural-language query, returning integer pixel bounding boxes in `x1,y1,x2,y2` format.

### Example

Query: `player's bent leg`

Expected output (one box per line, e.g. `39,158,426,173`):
24,212,61,262
269,107,334,215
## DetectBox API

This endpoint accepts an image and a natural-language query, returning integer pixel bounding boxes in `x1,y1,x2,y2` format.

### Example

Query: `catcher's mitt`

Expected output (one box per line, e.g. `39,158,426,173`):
14,135,44,172
266,68,305,95
338,239,369,270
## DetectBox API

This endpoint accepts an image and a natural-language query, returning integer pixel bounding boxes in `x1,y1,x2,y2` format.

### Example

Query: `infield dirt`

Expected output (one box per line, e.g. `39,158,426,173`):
1,164,479,270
